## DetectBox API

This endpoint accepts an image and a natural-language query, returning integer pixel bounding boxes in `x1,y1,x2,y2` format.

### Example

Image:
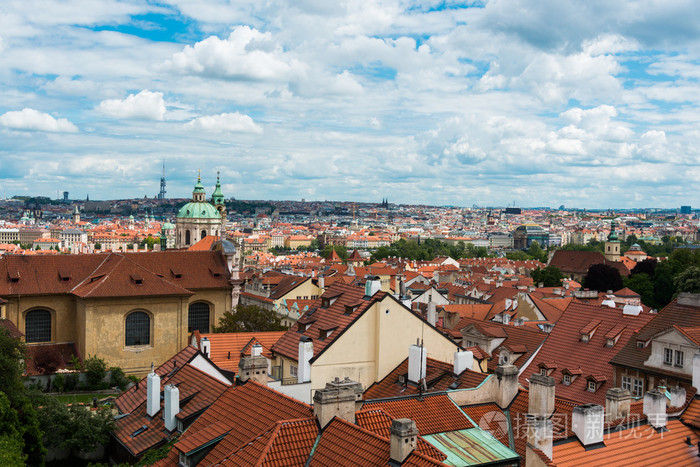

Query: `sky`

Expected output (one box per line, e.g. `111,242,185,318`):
1,1,700,209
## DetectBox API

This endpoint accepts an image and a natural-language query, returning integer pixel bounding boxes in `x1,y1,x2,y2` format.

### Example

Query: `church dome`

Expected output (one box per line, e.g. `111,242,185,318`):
177,202,220,219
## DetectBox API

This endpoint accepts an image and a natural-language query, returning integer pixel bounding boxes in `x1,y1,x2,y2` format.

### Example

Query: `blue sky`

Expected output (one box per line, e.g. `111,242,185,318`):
2,0,700,208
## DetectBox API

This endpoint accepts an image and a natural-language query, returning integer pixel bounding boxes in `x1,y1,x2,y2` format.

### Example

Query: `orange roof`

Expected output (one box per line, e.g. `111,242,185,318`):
188,235,219,251
194,331,286,373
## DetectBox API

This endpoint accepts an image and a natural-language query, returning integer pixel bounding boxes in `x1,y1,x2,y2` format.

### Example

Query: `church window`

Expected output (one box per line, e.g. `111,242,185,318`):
185,230,191,245
25,309,51,343
188,302,210,333
125,311,150,346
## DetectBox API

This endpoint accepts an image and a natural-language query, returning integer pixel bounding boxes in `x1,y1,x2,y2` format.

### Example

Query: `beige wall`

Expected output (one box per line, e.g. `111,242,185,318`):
277,280,322,302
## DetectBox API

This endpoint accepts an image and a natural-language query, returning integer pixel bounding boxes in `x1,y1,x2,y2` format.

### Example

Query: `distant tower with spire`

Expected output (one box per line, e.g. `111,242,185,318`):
605,219,621,262
158,162,167,200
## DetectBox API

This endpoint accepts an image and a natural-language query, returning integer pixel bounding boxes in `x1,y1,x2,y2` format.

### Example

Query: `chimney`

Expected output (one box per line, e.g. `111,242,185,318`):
453,350,473,375
146,365,160,417
693,352,700,391
526,414,553,460
319,274,325,290
643,389,667,430
365,275,381,297
238,355,269,384
495,363,518,409
200,336,211,358
669,386,687,408
529,374,555,417
325,376,364,412
163,384,179,432
251,343,263,357
408,341,426,383
572,404,604,447
605,388,631,422
298,336,313,383
313,380,358,428
427,302,437,326
390,419,418,464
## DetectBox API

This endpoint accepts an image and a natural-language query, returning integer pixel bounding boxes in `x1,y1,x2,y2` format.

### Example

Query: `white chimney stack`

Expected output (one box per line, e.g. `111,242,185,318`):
163,384,179,432
693,353,700,391
146,365,160,417
390,419,418,464
298,337,313,383
200,336,211,358
453,350,473,375
365,275,381,297
319,274,325,289
251,343,263,357
427,302,437,326
408,342,426,383
643,389,667,430
572,404,604,447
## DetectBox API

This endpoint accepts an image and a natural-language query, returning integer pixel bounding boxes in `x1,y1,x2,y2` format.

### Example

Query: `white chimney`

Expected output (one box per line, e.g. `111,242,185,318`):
693,353,700,391
427,302,437,326
453,350,473,375
643,389,667,430
319,274,325,289
146,366,160,417
408,342,426,383
163,384,179,432
298,337,313,383
669,386,686,408
251,343,263,357
200,336,211,358
365,275,381,297
572,404,604,447
622,305,642,316
605,388,631,422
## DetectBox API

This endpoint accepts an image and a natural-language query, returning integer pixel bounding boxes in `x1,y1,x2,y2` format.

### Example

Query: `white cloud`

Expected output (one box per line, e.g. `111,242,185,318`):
167,26,303,81
97,90,166,120
185,112,262,133
0,108,77,132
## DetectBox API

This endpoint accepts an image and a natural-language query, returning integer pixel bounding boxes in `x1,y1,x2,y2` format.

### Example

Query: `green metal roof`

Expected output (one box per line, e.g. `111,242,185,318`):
211,175,224,205
176,201,220,219
423,428,519,466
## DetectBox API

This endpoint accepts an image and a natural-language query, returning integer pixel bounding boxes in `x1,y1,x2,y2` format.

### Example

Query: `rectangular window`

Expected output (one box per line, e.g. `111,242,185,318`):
633,378,643,397
563,374,571,385
540,368,547,376
290,365,298,378
675,350,684,367
587,381,596,392
664,348,673,365
621,375,632,391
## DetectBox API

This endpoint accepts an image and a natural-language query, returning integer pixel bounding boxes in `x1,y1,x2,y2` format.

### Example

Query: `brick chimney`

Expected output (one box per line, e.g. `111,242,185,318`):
495,363,518,409
643,389,667,430
572,404,604,448
238,355,268,384
163,384,179,432
605,388,631,422
146,364,160,418
390,419,418,464
313,378,360,428
526,374,555,460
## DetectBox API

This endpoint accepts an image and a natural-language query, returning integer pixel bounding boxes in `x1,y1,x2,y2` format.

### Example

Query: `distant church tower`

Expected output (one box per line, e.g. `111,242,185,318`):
72,205,80,224
605,219,621,262
175,173,225,248
158,162,167,200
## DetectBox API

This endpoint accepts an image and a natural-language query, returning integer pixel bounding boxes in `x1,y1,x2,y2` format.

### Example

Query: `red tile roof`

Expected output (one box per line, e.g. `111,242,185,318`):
271,282,387,363
362,394,473,435
193,331,286,374
0,318,23,339
553,419,700,466
520,301,654,406
363,357,488,400
680,397,700,429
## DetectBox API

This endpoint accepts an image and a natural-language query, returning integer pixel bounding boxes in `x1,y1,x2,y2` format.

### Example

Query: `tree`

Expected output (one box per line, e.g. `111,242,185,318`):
623,273,655,308
505,251,531,261
531,266,564,287
321,245,348,261
213,304,287,333
583,263,623,292
630,258,657,277
653,260,676,310
94,242,102,250
674,266,700,295
527,241,548,263
0,328,45,464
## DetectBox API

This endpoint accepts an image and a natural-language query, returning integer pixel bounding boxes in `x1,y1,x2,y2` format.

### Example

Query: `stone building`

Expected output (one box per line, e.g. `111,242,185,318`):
175,173,226,249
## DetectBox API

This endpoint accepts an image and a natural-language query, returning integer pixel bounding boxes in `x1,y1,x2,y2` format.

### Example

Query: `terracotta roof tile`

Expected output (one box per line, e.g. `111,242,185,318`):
193,331,285,374
0,318,23,339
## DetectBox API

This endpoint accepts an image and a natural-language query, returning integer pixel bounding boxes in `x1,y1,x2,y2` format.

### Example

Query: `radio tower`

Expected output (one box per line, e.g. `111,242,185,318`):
158,162,167,199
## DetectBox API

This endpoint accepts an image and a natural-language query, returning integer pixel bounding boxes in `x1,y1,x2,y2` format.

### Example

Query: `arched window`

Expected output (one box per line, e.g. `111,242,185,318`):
188,302,210,333
125,311,150,346
185,230,191,245
25,309,51,343
201,230,207,239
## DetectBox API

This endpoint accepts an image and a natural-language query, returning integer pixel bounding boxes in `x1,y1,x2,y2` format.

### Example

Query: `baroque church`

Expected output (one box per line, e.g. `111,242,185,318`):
175,173,227,248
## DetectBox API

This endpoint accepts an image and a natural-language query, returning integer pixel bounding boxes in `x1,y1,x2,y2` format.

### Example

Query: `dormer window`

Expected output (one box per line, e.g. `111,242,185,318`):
563,374,571,385
587,380,597,392
664,348,673,365
540,368,547,376
585,375,606,392
675,350,684,367
579,320,601,343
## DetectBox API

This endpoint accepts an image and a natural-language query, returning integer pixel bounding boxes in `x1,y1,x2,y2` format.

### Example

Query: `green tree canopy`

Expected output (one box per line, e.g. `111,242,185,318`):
213,304,287,333
674,266,700,295
623,273,655,308
531,266,564,287
583,263,623,292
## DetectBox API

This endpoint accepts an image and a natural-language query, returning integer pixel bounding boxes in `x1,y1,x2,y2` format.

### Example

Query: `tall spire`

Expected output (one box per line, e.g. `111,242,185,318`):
212,171,225,207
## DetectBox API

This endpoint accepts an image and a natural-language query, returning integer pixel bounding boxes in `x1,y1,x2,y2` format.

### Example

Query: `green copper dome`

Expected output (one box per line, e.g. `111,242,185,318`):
193,176,205,194
608,219,619,241
177,202,221,219
211,172,224,206
161,221,175,230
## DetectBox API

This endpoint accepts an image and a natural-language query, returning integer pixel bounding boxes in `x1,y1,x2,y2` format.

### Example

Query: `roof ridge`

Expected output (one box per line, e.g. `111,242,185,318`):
69,252,117,294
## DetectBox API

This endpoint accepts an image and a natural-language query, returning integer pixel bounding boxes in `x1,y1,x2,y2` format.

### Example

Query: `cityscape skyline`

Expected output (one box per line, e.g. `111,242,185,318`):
2,1,700,208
